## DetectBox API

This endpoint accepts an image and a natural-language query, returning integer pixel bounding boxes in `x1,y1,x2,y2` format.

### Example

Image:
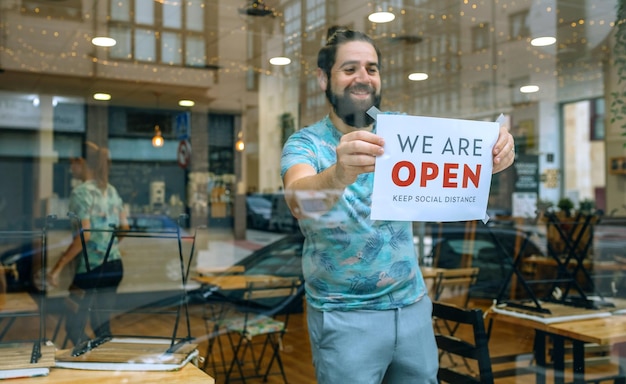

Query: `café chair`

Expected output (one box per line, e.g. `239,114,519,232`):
432,301,494,384
223,276,303,384
431,267,480,370
199,265,247,379
432,267,479,307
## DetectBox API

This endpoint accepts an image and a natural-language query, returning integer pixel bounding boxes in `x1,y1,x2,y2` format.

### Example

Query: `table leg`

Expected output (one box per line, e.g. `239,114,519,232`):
535,331,547,384
572,340,586,384
615,343,626,384
553,335,566,384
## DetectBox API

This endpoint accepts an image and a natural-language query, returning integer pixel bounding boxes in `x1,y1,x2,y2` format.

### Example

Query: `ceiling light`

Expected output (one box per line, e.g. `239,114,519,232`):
531,36,556,47
91,36,117,47
520,85,540,94
368,11,395,23
269,56,291,66
93,93,111,101
408,72,429,81
179,99,195,107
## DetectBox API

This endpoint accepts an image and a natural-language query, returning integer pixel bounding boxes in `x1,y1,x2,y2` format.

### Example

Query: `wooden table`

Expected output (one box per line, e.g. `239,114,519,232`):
0,292,39,314
194,274,295,291
0,292,40,340
489,306,626,384
10,363,214,383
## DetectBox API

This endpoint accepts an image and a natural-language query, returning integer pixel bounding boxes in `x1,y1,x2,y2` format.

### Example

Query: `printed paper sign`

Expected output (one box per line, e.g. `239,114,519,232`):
371,114,499,222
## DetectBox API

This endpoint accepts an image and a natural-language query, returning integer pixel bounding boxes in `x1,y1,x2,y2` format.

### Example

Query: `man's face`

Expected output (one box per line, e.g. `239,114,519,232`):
326,41,382,128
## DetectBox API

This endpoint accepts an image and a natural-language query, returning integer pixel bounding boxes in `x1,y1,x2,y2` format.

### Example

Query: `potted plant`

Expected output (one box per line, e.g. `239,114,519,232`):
557,197,574,217
579,198,595,214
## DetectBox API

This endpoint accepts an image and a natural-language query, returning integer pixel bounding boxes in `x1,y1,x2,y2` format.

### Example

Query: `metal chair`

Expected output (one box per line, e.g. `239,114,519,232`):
223,276,303,383
432,301,494,384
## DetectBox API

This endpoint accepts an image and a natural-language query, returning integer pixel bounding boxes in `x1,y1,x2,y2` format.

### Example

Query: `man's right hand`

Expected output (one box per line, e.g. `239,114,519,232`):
334,130,385,186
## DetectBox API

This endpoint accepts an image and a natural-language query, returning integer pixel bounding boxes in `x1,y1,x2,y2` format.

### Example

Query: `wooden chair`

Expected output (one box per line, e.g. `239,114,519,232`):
432,267,479,308
430,268,481,376
432,301,494,384
223,276,304,383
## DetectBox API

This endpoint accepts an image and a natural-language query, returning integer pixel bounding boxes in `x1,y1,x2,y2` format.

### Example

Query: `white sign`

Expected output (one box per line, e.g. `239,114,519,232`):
371,114,499,222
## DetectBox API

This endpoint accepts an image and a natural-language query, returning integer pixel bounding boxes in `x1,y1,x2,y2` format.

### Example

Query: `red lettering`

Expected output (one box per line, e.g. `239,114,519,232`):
443,163,459,188
391,161,482,188
392,161,416,187
462,164,481,188
420,162,438,187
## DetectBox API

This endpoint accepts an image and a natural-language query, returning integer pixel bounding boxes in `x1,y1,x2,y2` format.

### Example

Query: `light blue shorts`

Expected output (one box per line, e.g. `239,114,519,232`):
307,295,438,384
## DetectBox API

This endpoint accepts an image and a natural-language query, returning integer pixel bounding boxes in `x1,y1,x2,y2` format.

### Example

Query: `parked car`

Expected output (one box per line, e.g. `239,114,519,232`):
246,194,272,230
425,221,546,299
235,231,304,279
196,231,305,312
268,193,299,234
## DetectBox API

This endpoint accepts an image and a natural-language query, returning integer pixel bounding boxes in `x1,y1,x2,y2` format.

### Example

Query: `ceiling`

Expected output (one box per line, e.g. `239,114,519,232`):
0,0,618,113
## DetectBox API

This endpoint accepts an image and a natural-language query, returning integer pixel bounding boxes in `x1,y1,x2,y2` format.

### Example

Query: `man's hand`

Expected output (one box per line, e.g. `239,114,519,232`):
334,130,385,186
492,124,515,174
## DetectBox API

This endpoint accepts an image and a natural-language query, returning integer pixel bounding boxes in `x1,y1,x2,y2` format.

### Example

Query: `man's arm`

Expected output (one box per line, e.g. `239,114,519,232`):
282,130,384,218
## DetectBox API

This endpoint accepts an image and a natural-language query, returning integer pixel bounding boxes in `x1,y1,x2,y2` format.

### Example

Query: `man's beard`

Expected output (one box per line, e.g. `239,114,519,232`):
326,84,382,128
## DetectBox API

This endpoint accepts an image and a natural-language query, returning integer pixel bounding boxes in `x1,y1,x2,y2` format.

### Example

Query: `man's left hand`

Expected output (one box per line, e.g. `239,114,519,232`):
492,124,515,174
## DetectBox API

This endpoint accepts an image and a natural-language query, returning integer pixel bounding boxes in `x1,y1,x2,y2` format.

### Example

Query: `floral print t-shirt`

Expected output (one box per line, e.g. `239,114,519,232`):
69,180,124,274
281,115,427,311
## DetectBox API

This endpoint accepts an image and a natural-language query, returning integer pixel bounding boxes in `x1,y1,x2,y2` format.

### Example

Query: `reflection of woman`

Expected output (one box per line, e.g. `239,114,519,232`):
49,142,129,346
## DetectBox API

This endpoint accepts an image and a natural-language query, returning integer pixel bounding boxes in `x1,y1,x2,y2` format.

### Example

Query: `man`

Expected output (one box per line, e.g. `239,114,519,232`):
281,27,514,383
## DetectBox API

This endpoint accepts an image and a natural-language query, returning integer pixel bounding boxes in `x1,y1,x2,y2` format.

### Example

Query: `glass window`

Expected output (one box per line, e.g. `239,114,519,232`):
162,1,182,29
591,98,605,141
186,35,205,67
135,28,156,62
509,10,530,39
186,0,204,32
472,23,490,51
162,31,182,65
110,0,130,22
109,25,132,59
106,0,205,66
2,2,624,379
135,0,155,25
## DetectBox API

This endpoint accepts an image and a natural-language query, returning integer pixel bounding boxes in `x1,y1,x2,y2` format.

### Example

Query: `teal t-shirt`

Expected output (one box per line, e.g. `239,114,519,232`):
69,180,124,274
281,115,427,311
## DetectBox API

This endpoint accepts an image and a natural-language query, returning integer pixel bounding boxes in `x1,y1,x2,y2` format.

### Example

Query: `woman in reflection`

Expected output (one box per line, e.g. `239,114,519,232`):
48,141,129,346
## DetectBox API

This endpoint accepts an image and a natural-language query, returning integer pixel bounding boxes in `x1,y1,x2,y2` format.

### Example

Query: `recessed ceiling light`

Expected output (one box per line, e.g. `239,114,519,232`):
91,36,117,47
408,72,429,81
368,11,395,23
93,93,111,101
520,85,539,94
531,36,556,47
179,99,195,107
269,56,291,66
